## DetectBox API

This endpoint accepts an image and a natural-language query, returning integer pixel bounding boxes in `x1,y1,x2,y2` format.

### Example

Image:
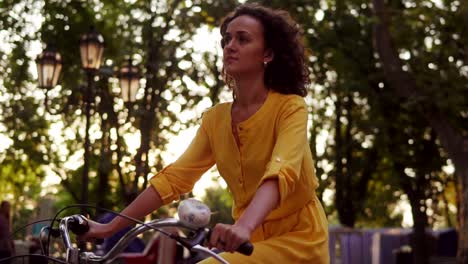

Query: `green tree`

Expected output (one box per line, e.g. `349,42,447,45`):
260,1,463,262
0,0,237,225
371,0,467,261
202,178,235,228
35,0,238,210
0,15,51,233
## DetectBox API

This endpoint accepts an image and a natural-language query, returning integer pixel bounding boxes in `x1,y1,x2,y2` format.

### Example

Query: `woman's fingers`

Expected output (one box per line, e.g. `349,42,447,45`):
209,224,220,248
210,223,227,249
209,223,251,252
224,227,237,252
78,220,109,241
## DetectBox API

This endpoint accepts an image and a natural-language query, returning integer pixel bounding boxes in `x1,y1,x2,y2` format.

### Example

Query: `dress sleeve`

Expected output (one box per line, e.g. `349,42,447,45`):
259,97,309,206
149,115,215,204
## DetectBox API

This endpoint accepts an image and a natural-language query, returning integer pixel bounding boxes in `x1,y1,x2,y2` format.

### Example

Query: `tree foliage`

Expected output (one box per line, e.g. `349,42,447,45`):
0,0,234,230
0,1,466,261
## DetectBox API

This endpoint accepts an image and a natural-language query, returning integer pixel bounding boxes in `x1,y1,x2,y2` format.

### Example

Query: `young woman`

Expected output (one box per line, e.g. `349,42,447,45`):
83,3,329,263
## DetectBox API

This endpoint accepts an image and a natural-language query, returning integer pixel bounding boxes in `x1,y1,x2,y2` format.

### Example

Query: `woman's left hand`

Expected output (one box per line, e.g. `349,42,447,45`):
209,223,252,253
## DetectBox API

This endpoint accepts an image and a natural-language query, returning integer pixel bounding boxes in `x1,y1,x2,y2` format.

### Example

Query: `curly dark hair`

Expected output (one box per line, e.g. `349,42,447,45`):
220,3,309,97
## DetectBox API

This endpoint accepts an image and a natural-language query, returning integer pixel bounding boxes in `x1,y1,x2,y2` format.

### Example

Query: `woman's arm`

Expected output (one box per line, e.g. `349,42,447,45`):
236,179,280,233
210,179,280,252
82,185,163,239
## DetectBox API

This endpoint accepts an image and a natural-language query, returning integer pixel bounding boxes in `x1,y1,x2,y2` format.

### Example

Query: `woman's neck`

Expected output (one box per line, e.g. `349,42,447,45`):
233,74,269,107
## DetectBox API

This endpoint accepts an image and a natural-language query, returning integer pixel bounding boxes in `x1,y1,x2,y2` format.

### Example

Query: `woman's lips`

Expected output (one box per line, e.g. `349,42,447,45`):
225,56,238,64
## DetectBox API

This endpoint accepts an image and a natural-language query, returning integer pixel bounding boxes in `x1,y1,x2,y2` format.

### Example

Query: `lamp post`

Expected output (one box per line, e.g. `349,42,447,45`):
118,58,141,106
118,58,144,196
118,57,151,196
79,27,104,210
36,44,62,110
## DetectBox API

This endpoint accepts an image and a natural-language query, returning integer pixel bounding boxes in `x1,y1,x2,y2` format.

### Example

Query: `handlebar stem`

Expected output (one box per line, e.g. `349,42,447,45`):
59,216,82,264
59,216,75,250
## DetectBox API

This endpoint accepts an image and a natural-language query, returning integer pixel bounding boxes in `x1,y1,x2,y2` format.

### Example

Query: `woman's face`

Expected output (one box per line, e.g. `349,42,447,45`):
222,15,269,77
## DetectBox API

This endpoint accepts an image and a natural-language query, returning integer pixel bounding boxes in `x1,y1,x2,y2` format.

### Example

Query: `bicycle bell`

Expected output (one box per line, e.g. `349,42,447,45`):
178,198,211,228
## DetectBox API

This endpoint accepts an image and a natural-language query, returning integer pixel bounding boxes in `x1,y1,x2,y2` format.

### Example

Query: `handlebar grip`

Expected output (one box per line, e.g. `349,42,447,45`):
205,228,253,255
237,241,254,256
69,215,89,235
68,215,104,245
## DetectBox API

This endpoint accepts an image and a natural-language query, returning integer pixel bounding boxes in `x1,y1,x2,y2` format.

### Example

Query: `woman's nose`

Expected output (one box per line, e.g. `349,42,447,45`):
224,39,236,50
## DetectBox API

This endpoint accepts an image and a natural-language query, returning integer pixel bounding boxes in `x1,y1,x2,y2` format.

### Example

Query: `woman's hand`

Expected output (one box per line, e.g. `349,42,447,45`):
79,186,164,242
209,223,252,253
79,219,114,241
208,180,279,253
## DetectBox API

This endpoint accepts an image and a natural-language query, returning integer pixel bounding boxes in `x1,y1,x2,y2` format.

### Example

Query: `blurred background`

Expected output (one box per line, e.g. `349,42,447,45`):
0,0,466,263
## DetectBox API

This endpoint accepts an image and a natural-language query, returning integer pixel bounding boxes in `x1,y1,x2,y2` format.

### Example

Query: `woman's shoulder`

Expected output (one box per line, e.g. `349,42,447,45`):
201,102,231,122
203,102,231,114
271,91,306,109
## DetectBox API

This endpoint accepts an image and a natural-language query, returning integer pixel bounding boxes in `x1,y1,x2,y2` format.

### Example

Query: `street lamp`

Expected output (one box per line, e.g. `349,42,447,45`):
36,44,63,112
36,44,62,90
79,27,104,71
118,58,141,105
79,27,105,210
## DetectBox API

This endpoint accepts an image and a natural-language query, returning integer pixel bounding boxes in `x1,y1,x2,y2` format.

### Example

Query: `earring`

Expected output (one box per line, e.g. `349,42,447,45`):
263,61,268,67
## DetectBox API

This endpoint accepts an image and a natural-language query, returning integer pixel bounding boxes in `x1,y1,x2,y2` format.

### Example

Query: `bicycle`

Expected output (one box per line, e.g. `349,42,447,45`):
0,199,253,264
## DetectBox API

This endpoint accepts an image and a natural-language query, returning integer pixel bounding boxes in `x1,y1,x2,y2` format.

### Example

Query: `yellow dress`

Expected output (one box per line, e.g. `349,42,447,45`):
149,90,329,263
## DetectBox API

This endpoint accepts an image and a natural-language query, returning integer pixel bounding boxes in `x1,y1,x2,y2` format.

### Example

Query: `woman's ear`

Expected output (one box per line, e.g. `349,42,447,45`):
264,48,274,64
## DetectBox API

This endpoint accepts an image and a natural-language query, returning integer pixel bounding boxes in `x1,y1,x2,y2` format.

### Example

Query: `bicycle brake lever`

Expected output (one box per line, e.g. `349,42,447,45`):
191,245,229,264
172,228,208,249
171,228,231,264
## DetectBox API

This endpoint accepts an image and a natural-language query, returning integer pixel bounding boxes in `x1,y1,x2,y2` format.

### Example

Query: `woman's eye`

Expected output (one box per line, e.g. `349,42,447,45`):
221,35,248,47
222,36,231,46
239,36,249,43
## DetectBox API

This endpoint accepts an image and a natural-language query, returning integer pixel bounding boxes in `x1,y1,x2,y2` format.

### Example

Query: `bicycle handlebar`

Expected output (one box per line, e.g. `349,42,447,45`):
59,215,254,264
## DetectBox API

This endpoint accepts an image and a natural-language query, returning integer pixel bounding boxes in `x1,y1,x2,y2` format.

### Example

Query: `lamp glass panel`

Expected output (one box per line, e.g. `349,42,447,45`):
129,78,139,102
43,62,55,87
52,63,62,87
95,44,104,69
87,43,99,69
120,79,130,102
37,63,44,87
80,44,88,68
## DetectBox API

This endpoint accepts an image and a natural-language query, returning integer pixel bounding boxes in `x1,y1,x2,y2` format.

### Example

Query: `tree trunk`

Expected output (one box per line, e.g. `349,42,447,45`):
96,117,111,215
334,95,345,224
458,169,468,262
131,2,182,201
410,196,429,264
132,18,157,202
95,79,115,214
372,0,468,261
334,95,355,227
344,93,356,226
395,161,429,264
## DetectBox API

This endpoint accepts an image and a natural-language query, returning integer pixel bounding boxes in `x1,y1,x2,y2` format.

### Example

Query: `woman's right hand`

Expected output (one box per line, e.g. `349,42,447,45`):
79,186,164,242
79,219,114,241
